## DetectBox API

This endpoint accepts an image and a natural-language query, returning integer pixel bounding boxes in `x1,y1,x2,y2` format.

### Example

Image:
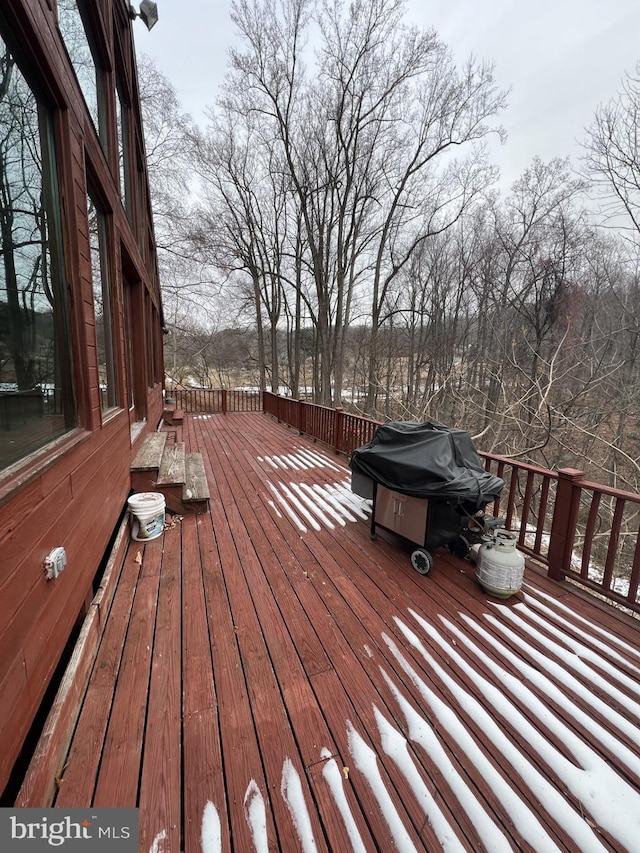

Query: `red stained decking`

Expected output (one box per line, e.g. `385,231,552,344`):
19,413,640,851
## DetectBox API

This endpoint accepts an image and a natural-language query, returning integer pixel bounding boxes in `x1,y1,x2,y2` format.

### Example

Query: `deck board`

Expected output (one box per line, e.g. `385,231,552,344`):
19,412,640,852
201,422,333,849
181,514,228,852
54,545,145,808
138,527,182,852
91,546,162,809
195,507,279,852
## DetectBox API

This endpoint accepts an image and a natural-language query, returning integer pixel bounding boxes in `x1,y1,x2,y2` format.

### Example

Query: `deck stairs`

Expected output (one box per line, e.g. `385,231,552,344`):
130,430,209,515
162,401,184,426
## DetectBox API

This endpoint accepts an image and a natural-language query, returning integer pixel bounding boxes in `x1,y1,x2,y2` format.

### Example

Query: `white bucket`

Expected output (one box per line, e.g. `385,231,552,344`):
128,492,166,541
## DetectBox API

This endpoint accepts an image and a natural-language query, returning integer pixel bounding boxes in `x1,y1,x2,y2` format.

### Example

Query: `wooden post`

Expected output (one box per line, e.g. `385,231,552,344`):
333,407,344,454
221,388,227,415
547,468,584,581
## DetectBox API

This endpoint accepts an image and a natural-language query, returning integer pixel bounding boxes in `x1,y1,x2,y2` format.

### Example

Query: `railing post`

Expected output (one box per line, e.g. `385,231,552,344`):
547,468,584,581
333,407,344,454
300,400,307,436
222,388,227,415
276,393,282,423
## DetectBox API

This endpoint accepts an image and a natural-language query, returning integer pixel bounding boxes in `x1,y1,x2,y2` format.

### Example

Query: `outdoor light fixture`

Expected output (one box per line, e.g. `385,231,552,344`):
129,1,159,30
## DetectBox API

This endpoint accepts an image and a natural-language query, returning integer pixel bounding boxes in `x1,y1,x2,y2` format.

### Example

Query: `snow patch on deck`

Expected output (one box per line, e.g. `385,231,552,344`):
320,748,368,853
148,830,167,853
347,721,419,852
383,605,640,851
281,758,318,852
266,480,370,532
259,447,347,474
244,780,268,853
188,603,640,853
201,801,221,852
384,625,575,851
373,706,468,852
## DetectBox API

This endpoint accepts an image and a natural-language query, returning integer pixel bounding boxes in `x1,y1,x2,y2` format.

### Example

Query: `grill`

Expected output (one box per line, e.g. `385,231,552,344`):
350,421,505,575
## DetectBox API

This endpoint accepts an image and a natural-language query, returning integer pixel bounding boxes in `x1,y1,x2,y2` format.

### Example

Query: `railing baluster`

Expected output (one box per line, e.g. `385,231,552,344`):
534,476,550,556
493,460,505,519
520,470,535,548
603,497,624,591
582,493,601,579
505,468,518,530
628,527,640,605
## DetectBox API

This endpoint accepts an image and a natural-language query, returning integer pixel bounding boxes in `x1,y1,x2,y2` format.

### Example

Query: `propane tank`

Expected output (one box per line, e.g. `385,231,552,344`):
476,529,525,598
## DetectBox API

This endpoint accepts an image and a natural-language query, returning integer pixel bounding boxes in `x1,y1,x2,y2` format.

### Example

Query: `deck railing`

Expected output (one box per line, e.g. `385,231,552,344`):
263,391,640,614
170,388,262,414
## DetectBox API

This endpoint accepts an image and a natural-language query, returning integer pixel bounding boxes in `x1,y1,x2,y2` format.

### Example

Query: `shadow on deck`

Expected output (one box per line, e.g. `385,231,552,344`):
15,413,640,851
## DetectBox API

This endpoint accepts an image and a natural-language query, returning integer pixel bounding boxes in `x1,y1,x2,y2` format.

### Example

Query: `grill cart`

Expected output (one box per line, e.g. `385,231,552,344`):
350,421,504,575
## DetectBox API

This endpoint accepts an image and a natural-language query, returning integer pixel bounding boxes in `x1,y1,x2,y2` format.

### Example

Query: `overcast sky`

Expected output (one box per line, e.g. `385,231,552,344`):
134,0,640,191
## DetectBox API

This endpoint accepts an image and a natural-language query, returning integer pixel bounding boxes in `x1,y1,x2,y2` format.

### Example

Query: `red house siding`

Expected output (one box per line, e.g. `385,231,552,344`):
0,0,164,795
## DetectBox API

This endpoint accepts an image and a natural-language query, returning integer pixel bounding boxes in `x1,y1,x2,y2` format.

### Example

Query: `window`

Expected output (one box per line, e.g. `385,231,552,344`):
0,36,76,471
136,158,147,250
123,279,135,410
145,296,162,388
87,194,116,412
115,81,132,217
57,0,107,153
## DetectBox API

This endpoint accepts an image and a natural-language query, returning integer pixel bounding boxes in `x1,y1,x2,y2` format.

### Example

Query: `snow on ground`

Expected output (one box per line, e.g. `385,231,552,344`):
201,802,221,853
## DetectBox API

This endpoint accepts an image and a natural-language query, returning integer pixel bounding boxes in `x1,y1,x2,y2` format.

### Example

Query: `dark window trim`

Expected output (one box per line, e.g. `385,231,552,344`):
87,189,118,413
115,79,133,219
40,102,78,430
57,0,111,154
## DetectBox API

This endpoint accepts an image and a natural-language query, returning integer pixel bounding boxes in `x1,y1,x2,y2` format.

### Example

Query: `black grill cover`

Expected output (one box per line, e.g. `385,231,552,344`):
350,421,504,511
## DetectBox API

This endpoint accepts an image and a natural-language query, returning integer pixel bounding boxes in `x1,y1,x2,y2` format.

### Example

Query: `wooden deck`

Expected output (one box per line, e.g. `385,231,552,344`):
17,413,640,852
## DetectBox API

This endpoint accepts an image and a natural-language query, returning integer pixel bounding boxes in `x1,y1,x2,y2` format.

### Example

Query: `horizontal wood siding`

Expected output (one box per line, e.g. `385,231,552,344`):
0,415,132,791
0,0,165,795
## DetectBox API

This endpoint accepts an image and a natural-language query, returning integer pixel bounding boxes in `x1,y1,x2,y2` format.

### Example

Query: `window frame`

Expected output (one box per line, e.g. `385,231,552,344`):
40,101,78,430
86,189,118,414
56,0,110,156
0,26,79,477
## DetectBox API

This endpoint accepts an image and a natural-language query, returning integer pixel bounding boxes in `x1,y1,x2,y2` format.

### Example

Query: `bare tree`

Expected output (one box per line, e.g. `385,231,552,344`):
199,0,506,407
137,55,222,328
582,63,640,242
